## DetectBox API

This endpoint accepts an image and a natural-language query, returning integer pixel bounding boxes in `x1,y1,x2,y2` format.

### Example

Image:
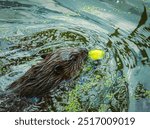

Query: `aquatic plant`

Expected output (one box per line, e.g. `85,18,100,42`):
135,83,150,100
65,61,128,112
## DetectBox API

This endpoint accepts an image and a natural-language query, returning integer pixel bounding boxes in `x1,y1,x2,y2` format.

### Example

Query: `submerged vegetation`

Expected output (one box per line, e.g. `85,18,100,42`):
135,83,150,100
65,60,129,112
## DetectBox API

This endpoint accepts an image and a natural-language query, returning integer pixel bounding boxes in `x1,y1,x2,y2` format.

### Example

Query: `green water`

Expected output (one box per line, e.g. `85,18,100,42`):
0,0,150,112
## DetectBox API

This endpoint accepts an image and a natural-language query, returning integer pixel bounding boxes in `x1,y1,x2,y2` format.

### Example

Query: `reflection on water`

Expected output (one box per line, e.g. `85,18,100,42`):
0,0,150,112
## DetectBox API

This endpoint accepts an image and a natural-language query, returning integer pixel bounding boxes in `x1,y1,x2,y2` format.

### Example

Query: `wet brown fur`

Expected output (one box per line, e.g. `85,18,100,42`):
6,47,88,97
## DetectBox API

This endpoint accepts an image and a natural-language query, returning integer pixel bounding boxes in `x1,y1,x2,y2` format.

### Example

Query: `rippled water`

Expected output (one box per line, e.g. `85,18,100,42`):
0,0,150,112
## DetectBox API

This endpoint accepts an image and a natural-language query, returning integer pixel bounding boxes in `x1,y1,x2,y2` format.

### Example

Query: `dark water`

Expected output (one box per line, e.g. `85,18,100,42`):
0,0,150,112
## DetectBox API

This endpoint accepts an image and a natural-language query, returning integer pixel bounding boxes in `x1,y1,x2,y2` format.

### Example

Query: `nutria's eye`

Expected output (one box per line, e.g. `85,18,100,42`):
70,55,78,62
54,65,63,74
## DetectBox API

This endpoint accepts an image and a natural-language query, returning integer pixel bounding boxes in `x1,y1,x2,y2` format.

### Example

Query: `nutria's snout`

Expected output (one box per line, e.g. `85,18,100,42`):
79,48,88,59
7,47,88,97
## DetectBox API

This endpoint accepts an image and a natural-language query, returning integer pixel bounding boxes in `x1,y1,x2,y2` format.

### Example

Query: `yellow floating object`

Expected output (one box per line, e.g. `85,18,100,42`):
88,49,105,60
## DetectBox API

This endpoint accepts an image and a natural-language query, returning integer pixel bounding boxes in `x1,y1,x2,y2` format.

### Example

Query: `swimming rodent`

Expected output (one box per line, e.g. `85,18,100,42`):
7,47,88,97
0,47,88,111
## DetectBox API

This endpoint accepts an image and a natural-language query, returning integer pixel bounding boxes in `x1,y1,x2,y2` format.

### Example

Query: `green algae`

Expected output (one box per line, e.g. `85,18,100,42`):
65,60,128,112
135,83,150,100
65,86,82,112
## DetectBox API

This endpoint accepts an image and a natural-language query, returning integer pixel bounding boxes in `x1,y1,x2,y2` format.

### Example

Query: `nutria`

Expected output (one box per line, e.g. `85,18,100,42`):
0,47,88,111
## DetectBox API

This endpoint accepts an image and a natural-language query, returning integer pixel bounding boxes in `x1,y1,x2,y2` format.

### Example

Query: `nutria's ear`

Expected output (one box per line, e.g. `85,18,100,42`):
41,52,52,59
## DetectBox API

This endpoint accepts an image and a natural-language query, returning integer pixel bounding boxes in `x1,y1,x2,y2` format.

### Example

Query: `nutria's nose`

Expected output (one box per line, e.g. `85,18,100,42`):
79,48,88,55
79,48,88,60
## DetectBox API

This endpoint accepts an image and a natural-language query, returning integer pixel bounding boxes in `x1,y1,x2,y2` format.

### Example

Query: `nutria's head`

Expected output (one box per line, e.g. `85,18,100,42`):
7,47,88,97
43,47,88,79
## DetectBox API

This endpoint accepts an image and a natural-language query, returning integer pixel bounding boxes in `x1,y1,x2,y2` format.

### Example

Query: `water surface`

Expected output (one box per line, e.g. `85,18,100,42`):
0,0,150,111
